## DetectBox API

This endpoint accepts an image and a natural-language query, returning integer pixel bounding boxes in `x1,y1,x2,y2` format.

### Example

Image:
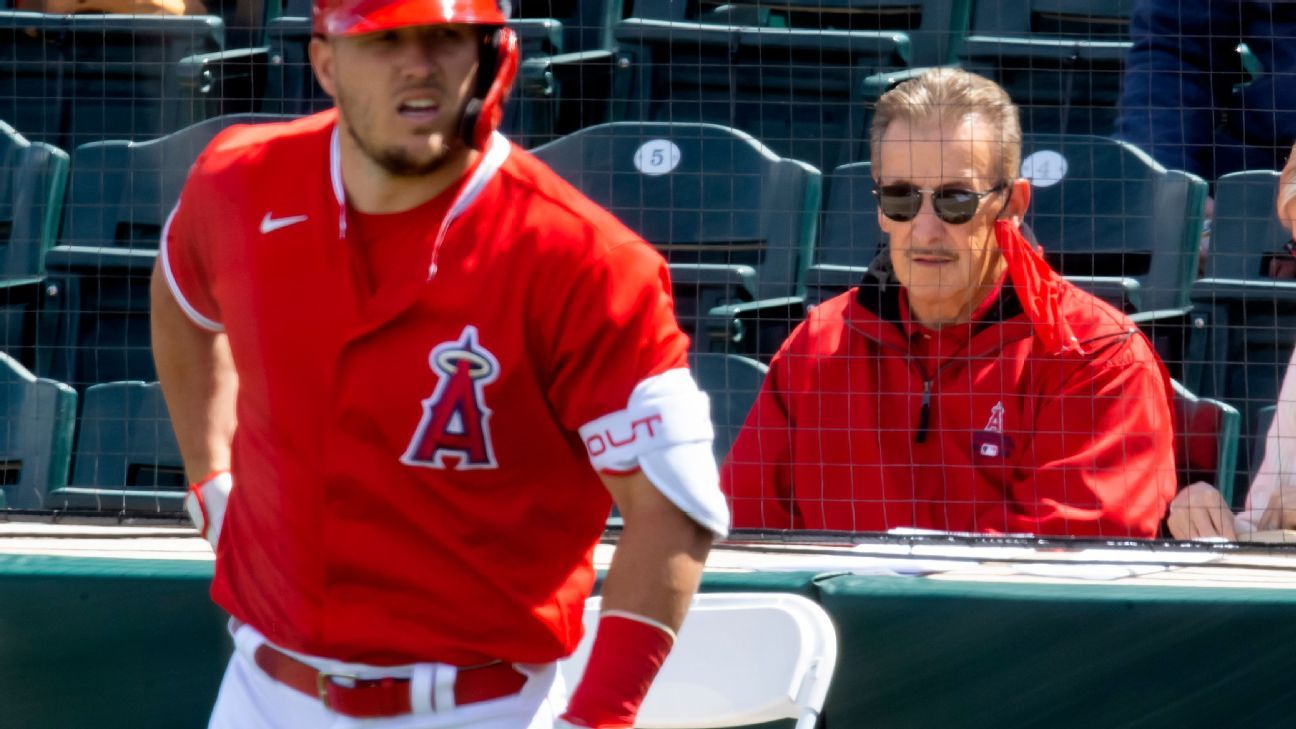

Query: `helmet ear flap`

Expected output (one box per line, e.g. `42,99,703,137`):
459,26,520,150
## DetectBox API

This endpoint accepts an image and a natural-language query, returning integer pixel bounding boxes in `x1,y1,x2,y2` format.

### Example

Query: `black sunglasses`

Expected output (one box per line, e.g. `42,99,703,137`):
872,182,1008,225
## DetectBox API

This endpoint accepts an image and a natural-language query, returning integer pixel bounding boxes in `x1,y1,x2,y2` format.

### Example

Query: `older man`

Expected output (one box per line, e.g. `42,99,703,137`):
722,69,1177,538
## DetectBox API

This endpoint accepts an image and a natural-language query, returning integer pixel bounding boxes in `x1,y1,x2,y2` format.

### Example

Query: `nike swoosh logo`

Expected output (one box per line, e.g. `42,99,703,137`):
260,213,309,234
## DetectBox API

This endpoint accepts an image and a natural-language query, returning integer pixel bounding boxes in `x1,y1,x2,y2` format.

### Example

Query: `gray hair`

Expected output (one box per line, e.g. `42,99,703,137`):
869,68,1022,183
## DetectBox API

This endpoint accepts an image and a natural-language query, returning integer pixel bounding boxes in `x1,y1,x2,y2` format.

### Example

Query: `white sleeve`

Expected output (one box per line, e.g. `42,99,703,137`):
579,368,730,537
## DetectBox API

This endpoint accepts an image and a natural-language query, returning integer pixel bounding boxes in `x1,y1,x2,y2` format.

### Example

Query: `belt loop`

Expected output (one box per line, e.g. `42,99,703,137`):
409,664,434,714
433,664,457,712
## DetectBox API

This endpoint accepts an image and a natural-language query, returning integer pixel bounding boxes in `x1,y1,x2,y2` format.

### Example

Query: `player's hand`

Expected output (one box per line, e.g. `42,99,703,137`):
1166,481,1237,540
1256,484,1296,532
184,470,233,550
1279,143,1296,237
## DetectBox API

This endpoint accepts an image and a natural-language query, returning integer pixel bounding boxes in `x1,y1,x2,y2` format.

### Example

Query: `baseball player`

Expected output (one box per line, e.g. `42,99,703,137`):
149,1,728,726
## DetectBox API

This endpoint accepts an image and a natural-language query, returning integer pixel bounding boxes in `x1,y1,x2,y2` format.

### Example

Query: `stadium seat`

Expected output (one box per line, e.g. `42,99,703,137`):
957,0,1136,136
530,121,821,346
1186,170,1293,502
0,351,75,510
46,380,185,513
1020,134,1208,316
0,120,67,368
512,0,623,56
689,352,768,460
563,592,838,729
37,114,289,389
0,12,224,151
1171,378,1240,506
612,0,914,175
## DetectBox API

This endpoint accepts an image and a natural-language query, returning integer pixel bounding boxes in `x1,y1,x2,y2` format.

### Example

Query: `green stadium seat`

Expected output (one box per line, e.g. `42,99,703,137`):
514,0,623,57
1172,378,1240,507
612,0,913,175
1186,170,1293,503
958,0,1136,136
0,12,224,151
0,351,75,510
0,120,67,368
530,121,821,346
46,380,185,514
37,114,287,390
507,0,628,143
1021,134,1207,315
689,352,767,461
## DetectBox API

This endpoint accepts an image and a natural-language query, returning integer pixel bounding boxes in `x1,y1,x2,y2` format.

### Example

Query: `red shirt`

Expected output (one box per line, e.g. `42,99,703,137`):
722,270,1176,538
161,111,688,665
347,183,456,297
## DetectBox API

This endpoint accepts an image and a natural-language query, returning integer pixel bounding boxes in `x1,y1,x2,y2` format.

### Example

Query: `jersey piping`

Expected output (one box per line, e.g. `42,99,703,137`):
327,127,512,279
160,201,224,332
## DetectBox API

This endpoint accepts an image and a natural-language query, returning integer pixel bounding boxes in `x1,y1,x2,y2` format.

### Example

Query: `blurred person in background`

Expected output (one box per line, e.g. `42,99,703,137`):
1116,0,1296,183
1116,0,1296,268
15,0,206,14
722,68,1177,539
1169,143,1296,540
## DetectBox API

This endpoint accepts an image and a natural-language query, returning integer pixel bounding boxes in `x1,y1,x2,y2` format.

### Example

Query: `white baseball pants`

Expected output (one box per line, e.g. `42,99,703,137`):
208,621,567,729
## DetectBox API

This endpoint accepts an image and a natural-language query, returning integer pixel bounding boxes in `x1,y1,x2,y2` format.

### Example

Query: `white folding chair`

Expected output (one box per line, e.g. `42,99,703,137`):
560,592,838,729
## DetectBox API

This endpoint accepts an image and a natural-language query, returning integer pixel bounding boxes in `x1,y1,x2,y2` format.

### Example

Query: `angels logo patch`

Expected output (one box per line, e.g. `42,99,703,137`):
972,400,1014,463
401,326,500,470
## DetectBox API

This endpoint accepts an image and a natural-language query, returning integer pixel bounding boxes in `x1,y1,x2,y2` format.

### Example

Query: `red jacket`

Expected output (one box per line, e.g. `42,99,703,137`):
722,268,1176,538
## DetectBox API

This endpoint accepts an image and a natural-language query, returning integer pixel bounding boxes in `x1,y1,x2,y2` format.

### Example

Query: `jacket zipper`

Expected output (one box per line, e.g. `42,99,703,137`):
915,380,932,444
861,327,1024,445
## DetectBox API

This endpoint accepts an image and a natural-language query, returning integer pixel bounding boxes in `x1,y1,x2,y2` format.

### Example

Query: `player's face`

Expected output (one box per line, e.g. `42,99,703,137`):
877,115,1019,327
311,24,481,176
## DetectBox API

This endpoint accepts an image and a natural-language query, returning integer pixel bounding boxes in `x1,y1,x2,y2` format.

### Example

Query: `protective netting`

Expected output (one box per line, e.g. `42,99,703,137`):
0,0,1294,546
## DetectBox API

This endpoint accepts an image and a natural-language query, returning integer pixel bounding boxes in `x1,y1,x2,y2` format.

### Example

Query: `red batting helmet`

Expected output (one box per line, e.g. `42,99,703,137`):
313,0,520,150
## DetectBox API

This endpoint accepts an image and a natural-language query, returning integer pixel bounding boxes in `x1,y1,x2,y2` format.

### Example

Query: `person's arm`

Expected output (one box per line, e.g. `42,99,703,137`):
150,260,238,545
1279,142,1296,237
558,469,714,729
558,476,713,729
150,261,237,480
600,469,713,624
982,339,1177,538
1115,0,1228,177
1166,482,1237,540
1234,342,1296,534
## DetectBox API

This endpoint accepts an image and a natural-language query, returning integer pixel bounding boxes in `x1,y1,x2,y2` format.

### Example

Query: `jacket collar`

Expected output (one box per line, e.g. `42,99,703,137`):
854,249,1027,342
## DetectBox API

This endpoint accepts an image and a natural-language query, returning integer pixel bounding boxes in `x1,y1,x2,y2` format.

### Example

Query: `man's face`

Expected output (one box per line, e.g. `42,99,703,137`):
311,24,481,176
877,115,1013,324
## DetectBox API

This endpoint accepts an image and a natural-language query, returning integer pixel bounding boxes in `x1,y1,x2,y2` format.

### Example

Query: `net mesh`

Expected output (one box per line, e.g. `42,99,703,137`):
0,0,1293,545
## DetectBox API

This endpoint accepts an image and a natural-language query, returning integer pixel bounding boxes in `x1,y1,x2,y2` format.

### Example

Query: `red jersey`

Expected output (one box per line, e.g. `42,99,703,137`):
161,110,688,665
722,270,1176,539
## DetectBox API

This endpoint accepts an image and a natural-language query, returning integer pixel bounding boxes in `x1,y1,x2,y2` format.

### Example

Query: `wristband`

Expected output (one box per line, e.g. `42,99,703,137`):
561,611,676,729
184,470,232,549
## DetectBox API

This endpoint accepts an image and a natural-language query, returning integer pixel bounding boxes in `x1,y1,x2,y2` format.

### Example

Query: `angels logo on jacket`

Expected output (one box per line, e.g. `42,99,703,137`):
401,325,500,470
972,401,1015,462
